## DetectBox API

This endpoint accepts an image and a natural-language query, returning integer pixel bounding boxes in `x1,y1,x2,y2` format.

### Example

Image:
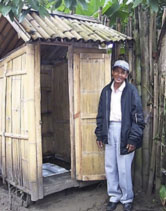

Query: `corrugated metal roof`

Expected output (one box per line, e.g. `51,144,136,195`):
13,11,132,44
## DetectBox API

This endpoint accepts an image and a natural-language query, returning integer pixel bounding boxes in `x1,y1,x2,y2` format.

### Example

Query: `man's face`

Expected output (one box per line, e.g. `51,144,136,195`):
112,67,128,85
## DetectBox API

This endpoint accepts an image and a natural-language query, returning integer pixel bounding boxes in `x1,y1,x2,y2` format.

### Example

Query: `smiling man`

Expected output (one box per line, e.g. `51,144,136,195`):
95,60,145,211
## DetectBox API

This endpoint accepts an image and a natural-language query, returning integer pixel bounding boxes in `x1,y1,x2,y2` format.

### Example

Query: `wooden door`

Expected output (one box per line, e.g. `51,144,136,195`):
0,44,43,201
73,50,111,181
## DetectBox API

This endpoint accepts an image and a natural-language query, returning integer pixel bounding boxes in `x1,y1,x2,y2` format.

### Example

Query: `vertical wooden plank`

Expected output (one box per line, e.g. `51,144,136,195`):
34,43,43,199
2,64,7,181
26,44,38,201
11,85,20,184
104,54,111,84
22,141,29,189
41,65,54,155
0,65,4,174
68,45,75,178
52,62,70,162
73,53,82,180
6,70,13,181
20,53,29,189
0,137,1,171
12,55,22,185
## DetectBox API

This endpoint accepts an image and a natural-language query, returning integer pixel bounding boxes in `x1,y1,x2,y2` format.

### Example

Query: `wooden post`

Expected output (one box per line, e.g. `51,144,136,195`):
73,52,82,180
68,45,75,178
147,62,158,195
34,42,43,199
138,6,151,191
26,44,38,201
133,8,143,189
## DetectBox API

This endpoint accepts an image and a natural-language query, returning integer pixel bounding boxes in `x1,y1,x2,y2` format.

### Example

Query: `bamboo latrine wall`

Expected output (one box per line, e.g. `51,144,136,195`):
124,6,166,195
0,44,43,201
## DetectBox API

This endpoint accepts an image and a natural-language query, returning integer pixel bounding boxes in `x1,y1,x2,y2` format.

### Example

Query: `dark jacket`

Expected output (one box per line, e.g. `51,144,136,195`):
95,80,145,155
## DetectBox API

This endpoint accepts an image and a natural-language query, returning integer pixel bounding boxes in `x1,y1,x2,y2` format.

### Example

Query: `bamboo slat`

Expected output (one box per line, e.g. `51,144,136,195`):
34,43,43,199
104,54,111,84
26,44,38,201
147,63,159,194
139,7,151,190
26,14,50,39
20,67,29,188
2,64,7,181
69,20,92,41
40,16,66,38
62,18,84,39
133,8,143,189
41,65,54,155
74,53,82,180
82,23,104,41
50,16,76,39
5,74,13,181
53,62,70,162
0,65,4,172
21,18,41,40
68,46,75,178
12,55,22,185
31,12,63,38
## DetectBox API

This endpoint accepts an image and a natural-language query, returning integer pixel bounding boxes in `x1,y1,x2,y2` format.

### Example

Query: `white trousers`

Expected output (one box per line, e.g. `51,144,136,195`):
105,122,135,204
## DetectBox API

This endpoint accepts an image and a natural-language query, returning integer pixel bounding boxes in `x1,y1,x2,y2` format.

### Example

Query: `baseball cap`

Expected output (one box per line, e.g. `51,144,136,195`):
113,60,129,72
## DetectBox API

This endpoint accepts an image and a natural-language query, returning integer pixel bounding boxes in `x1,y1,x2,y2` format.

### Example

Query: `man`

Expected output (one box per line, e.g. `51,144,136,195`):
95,60,145,211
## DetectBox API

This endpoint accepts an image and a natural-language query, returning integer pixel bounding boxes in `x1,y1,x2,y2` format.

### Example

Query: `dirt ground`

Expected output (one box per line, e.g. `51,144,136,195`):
0,179,164,211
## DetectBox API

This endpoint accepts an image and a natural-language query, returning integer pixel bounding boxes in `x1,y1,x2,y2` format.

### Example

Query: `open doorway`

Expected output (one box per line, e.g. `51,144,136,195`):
40,45,71,178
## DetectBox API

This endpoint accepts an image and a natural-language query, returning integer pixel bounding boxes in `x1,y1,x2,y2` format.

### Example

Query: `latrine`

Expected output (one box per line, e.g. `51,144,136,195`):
0,10,132,204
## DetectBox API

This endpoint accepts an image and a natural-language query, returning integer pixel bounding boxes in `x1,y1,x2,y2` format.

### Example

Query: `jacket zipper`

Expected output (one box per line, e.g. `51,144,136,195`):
135,113,138,123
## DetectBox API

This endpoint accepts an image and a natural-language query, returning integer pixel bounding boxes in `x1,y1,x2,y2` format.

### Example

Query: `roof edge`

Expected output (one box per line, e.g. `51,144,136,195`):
25,9,100,23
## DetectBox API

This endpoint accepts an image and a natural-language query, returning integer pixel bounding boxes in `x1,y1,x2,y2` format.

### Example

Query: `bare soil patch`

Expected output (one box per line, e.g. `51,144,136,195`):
0,179,164,211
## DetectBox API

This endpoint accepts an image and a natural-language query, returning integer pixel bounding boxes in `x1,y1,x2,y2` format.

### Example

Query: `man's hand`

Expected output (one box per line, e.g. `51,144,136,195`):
126,144,135,152
96,140,104,148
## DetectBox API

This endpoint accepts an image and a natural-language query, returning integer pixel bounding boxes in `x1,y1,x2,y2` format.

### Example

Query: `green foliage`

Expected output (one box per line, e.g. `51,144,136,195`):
132,0,159,13
103,0,132,25
148,0,159,13
52,0,88,12
0,0,164,28
160,185,166,206
133,0,143,9
0,0,50,21
0,0,88,21
76,0,105,16
54,0,63,8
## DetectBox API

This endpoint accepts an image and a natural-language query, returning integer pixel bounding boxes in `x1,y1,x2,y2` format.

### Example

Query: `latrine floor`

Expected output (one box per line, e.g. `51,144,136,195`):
42,154,75,196
43,172,79,196
42,163,69,177
43,154,71,170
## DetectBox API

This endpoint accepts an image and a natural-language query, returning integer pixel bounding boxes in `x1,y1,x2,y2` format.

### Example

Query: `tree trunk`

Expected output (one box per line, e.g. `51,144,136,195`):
133,7,143,189
138,5,151,191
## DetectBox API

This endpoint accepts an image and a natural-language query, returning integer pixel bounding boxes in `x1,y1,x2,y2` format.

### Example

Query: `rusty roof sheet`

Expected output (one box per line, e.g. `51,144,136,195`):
12,11,132,44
